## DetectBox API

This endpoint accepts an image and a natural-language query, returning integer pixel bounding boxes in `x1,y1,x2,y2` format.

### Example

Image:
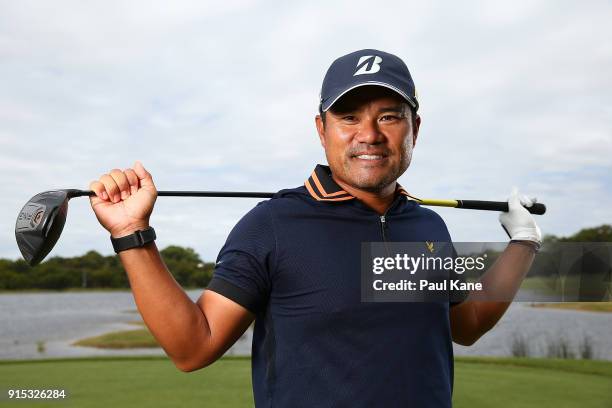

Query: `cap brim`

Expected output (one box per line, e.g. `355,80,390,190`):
321,81,418,112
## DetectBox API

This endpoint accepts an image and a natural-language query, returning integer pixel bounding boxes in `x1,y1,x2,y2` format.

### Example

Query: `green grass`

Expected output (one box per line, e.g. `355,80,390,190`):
72,328,159,349
454,357,612,407
0,287,206,294
0,356,252,407
521,276,612,296
520,276,581,293
0,288,134,294
0,356,611,407
529,302,612,313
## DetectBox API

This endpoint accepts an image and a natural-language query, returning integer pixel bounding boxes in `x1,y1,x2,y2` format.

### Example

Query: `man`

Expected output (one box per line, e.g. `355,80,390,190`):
89,49,541,407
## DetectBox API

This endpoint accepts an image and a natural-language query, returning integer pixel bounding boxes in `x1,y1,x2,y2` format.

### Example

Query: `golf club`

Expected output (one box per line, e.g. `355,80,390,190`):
15,189,546,266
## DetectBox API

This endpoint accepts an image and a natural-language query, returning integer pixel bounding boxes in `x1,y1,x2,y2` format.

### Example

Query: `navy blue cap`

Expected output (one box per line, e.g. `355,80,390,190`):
319,49,419,113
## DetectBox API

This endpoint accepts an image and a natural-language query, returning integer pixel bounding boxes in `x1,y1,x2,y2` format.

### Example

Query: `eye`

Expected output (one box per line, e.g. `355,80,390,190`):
380,115,399,122
342,115,357,121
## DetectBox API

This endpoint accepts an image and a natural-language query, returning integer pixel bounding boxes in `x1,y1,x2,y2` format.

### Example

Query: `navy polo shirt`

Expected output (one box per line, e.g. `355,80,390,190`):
207,164,464,407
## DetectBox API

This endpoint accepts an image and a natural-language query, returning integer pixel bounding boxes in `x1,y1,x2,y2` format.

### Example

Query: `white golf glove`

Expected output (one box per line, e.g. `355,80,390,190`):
498,187,542,246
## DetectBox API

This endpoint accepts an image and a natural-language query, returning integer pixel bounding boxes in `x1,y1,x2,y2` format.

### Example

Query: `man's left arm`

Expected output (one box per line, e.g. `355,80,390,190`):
450,188,542,346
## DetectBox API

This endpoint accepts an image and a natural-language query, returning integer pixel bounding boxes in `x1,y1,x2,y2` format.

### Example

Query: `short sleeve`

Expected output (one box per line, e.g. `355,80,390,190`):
206,202,276,314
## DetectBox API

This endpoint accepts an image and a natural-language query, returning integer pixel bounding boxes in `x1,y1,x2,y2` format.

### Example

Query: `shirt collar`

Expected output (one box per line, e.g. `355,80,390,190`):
304,164,418,202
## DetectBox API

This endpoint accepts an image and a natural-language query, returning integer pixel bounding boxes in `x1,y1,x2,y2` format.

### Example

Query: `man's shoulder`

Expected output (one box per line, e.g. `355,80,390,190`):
409,201,450,229
236,185,311,224
253,185,311,210
226,186,311,241
408,202,453,241
412,202,445,220
271,185,311,201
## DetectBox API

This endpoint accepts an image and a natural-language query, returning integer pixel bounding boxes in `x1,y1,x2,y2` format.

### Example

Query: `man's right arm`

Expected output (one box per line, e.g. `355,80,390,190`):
89,161,254,372
116,241,254,372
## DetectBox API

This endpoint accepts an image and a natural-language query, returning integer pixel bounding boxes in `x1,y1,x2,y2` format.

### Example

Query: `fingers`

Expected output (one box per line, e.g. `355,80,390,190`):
519,195,533,207
133,161,156,190
508,187,537,209
111,168,133,201
90,162,154,204
89,180,108,203
507,186,522,211
101,173,121,203
124,168,139,195
92,169,130,204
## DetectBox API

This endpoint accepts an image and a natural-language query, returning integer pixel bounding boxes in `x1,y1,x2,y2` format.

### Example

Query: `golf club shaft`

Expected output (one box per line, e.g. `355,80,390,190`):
161,191,275,198
73,190,274,198
74,190,546,214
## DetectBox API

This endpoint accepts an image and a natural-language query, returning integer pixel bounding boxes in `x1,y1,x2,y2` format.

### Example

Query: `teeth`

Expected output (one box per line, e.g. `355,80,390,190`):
356,155,383,160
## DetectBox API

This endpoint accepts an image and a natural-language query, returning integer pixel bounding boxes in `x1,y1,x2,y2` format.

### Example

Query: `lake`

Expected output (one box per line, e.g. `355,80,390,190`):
1,291,611,361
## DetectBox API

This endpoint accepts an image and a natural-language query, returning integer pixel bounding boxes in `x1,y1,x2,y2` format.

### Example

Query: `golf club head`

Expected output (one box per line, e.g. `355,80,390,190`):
15,189,81,266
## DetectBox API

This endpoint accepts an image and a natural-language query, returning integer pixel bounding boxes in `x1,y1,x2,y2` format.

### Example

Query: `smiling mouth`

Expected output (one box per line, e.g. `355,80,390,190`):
351,154,388,161
355,154,384,160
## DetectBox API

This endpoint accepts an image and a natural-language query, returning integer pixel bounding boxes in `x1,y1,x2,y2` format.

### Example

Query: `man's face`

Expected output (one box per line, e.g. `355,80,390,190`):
315,86,420,193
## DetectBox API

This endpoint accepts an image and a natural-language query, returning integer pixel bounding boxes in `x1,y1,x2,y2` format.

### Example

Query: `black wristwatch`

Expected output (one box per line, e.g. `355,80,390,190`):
111,227,156,253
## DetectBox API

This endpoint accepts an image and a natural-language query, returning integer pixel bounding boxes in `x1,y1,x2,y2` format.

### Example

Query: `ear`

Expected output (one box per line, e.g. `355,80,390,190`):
315,114,326,148
412,114,421,147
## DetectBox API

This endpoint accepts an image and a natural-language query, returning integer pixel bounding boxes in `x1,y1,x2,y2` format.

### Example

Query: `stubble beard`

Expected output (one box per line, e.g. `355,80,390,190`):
340,148,412,193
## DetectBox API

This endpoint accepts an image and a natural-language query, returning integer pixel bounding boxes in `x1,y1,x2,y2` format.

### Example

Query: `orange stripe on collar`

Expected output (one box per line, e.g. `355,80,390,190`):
304,164,419,203
311,171,351,198
397,186,421,201
304,164,354,202
305,180,354,201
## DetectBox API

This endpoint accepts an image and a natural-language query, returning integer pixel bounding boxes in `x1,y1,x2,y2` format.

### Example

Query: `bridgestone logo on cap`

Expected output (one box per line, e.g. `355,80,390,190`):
354,55,382,76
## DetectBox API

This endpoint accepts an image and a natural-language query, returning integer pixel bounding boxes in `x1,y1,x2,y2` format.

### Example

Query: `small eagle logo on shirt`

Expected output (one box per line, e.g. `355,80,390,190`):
425,241,435,253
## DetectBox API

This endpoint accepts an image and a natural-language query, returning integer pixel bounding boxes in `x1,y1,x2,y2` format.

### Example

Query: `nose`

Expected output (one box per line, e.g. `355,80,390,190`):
355,117,384,145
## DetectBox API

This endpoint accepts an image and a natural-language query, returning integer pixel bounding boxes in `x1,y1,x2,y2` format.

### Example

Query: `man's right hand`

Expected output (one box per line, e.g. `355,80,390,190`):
89,161,157,238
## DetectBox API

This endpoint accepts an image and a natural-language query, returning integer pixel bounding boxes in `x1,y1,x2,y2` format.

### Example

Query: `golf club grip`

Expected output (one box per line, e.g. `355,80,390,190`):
458,200,546,215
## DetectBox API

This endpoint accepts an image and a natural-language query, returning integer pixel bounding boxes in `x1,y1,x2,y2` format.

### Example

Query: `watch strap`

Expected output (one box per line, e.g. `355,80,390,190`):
111,227,156,253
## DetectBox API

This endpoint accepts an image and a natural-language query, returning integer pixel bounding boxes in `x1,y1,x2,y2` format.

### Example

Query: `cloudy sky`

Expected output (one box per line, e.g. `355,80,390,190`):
1,0,610,262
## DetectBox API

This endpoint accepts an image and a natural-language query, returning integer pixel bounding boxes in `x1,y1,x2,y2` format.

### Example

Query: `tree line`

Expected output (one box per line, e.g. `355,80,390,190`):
462,225,612,282
532,224,612,278
0,225,610,291
0,246,215,290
